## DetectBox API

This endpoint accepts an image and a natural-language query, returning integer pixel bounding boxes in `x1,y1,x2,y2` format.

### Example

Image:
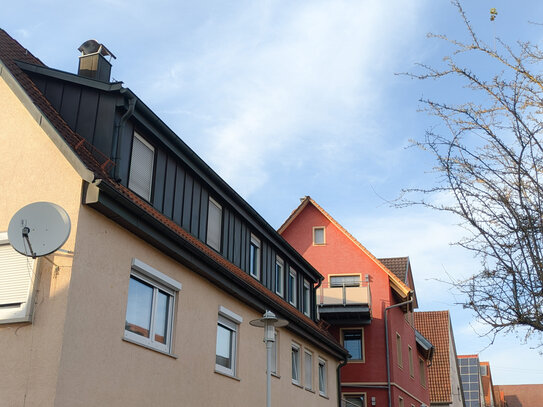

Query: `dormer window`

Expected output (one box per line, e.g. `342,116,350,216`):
128,132,155,201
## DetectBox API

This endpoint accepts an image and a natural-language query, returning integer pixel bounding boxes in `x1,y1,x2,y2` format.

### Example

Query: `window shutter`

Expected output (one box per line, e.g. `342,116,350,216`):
0,243,34,306
129,133,155,201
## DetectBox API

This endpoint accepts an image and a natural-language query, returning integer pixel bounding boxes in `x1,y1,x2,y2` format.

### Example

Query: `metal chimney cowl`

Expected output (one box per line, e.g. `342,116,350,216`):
77,39,116,82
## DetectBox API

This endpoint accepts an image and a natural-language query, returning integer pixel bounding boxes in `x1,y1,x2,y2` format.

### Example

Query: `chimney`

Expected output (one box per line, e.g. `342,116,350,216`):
77,39,116,82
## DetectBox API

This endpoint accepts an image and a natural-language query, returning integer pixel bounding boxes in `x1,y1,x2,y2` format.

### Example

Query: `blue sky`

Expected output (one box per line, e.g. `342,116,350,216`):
5,0,543,384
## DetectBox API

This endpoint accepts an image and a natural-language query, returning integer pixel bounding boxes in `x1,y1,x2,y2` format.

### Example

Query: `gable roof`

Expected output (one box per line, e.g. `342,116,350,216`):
414,311,456,404
279,196,412,299
0,30,347,359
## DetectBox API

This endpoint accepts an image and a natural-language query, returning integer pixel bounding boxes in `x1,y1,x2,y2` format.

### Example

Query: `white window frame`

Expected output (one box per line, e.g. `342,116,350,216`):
249,234,261,279
275,256,284,297
0,232,38,323
128,132,155,201
291,342,301,385
304,349,313,390
288,268,297,306
318,358,327,396
124,259,181,354
215,306,242,377
313,226,325,245
206,197,222,251
303,279,311,316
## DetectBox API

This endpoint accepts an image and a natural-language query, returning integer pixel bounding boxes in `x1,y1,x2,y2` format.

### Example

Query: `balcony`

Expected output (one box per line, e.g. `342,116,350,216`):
317,281,371,325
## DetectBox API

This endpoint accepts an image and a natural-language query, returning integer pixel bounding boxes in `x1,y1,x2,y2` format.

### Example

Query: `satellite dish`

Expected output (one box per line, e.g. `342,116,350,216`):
8,202,71,258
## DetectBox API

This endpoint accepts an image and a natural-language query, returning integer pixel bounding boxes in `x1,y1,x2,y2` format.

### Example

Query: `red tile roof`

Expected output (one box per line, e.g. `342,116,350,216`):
494,384,543,407
378,257,409,282
0,29,343,355
414,311,453,404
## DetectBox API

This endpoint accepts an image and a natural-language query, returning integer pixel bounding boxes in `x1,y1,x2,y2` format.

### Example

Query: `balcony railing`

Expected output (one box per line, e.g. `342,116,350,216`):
318,281,371,307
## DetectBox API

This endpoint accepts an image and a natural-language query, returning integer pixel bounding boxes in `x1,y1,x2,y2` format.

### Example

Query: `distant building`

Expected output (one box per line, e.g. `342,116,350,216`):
458,355,485,407
280,196,433,407
414,311,465,407
479,361,495,407
0,31,348,406
493,384,543,407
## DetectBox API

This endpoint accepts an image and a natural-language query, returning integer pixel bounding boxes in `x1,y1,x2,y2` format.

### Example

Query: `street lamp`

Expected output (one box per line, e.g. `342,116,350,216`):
250,310,288,407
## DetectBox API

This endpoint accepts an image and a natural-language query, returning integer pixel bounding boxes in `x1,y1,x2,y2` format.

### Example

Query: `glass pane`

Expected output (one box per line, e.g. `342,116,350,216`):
343,330,362,359
128,134,154,201
207,199,222,251
271,338,277,374
314,228,324,244
318,363,325,392
216,323,233,368
303,283,310,314
275,261,283,294
305,352,312,388
249,243,259,277
331,275,360,287
125,276,153,338
292,348,299,380
154,290,169,344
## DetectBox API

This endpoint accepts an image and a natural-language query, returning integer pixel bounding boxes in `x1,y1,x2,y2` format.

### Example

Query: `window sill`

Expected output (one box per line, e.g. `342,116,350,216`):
319,393,329,399
292,381,303,389
214,369,241,381
305,387,315,394
122,337,177,359
272,372,281,379
347,359,366,364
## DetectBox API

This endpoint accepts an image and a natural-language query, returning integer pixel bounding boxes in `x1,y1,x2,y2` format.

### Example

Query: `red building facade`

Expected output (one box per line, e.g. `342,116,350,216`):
280,197,432,407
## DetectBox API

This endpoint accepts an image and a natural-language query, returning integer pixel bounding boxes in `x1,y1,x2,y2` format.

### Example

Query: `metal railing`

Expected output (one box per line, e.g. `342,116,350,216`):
317,281,371,307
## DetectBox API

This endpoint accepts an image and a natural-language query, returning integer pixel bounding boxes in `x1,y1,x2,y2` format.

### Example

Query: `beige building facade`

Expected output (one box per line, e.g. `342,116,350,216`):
0,30,346,406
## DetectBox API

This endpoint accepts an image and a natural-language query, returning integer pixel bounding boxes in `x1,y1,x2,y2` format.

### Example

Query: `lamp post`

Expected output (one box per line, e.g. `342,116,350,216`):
250,310,288,407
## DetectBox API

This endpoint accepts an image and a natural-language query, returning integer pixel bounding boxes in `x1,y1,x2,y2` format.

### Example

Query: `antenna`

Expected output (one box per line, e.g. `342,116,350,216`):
7,202,71,258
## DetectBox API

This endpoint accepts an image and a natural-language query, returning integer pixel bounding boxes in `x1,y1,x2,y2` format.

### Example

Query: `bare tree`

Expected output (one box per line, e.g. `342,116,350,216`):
405,1,543,341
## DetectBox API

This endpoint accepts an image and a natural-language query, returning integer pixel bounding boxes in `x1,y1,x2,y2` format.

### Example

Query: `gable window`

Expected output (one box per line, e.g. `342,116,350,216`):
330,275,360,287
304,349,313,390
249,234,261,279
275,256,284,297
318,358,327,396
288,268,297,306
215,306,242,377
396,333,403,368
408,345,414,377
313,226,325,245
0,233,37,323
206,197,222,251
291,343,301,385
128,132,155,201
124,259,181,354
303,279,311,316
342,328,364,361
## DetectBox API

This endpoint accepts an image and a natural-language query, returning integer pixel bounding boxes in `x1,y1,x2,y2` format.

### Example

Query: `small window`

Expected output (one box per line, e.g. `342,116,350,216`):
215,306,242,377
206,197,222,251
304,350,313,390
399,397,404,407
275,256,284,297
480,365,488,376
288,268,297,306
128,132,155,201
0,233,37,323
249,234,261,279
292,343,301,385
318,358,327,396
271,331,279,375
342,328,364,361
408,346,414,377
313,226,325,245
345,395,366,407
330,275,360,287
419,358,426,387
124,259,181,354
396,333,402,368
303,279,311,316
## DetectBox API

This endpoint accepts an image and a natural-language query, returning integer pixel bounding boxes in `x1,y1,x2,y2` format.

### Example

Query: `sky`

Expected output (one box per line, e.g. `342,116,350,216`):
4,0,543,385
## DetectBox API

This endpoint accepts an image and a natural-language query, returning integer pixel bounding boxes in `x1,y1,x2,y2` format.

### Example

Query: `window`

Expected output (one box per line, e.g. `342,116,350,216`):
419,358,426,387
215,306,242,377
408,345,414,377
124,259,181,353
396,333,403,368
206,197,222,251
303,279,311,316
271,331,279,375
318,358,327,396
304,350,313,390
330,275,360,287
480,365,488,376
0,233,37,323
313,226,325,245
275,256,284,297
128,132,155,201
292,343,301,385
344,395,366,407
342,328,364,361
288,268,297,306
399,396,404,407
249,234,260,279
